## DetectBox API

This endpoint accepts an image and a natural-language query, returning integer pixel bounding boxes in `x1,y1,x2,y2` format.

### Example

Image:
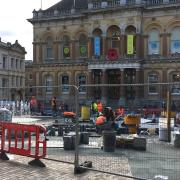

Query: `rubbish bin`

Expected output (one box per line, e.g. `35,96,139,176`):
102,130,116,152
81,106,90,121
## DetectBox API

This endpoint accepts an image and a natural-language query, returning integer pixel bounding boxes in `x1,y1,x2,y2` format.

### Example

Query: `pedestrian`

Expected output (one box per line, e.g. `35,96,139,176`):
51,97,57,117
30,96,37,115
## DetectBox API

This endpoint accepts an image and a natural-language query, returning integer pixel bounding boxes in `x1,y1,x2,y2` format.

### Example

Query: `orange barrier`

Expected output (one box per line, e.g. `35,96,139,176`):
0,122,47,167
63,111,76,117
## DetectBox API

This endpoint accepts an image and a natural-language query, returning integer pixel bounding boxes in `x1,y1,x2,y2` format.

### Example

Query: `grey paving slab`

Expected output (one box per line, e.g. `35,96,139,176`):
0,155,130,180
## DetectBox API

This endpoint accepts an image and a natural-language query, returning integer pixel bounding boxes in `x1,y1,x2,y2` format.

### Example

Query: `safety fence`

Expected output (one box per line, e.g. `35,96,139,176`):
0,122,47,167
0,83,180,179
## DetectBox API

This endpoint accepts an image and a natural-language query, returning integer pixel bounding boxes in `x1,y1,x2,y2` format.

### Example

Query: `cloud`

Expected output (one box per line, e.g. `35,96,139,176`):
0,0,60,60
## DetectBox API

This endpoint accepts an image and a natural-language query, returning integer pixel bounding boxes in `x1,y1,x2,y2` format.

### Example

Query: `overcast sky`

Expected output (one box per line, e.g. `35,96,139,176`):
0,0,60,60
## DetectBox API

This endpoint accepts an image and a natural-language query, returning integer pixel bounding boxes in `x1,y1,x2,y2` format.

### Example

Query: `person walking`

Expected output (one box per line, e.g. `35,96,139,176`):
51,97,57,117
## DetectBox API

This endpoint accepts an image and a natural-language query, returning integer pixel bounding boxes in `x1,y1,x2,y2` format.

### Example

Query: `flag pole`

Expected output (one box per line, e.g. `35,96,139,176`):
41,0,42,9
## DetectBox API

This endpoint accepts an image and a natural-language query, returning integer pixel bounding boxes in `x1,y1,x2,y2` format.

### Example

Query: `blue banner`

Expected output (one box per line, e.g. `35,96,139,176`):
172,40,180,50
94,36,100,56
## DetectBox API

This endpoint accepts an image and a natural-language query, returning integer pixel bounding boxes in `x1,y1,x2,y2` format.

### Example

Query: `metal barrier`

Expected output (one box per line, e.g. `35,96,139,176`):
0,122,47,167
1,83,180,179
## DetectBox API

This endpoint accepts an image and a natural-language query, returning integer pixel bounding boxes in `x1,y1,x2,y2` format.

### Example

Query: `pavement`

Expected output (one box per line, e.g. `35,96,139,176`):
1,115,130,180
1,115,180,180
0,155,130,180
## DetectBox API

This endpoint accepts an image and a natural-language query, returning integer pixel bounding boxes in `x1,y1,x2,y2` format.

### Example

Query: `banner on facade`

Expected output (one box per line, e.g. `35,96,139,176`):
149,41,159,54
171,40,180,53
127,35,134,55
94,36,100,56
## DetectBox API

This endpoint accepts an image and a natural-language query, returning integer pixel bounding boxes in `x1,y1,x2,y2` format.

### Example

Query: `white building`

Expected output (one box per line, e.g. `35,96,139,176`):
0,38,26,101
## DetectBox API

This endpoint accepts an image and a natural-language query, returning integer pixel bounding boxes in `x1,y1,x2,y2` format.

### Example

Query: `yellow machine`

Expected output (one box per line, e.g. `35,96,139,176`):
124,114,140,134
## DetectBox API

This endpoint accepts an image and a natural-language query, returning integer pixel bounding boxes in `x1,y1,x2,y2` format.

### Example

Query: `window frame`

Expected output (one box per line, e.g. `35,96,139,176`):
148,73,159,94
148,29,160,55
61,75,70,94
77,74,86,94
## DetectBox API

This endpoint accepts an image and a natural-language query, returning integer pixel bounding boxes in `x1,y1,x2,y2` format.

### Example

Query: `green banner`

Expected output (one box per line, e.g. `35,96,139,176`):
127,35,134,55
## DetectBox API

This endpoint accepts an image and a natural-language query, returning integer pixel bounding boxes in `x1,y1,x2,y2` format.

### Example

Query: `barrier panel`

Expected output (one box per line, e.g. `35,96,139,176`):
0,122,47,167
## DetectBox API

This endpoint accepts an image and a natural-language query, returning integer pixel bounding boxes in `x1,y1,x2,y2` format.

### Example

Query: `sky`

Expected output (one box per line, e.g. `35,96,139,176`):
0,0,60,60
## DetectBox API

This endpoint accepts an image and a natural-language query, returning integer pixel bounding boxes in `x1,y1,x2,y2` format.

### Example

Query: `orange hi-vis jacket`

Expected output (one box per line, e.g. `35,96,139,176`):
96,115,106,125
117,107,125,115
97,102,103,112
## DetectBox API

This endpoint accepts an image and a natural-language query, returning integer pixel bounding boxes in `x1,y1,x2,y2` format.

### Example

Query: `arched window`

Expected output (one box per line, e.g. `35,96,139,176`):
62,35,70,58
148,29,160,55
148,73,159,94
45,75,53,94
61,75,69,93
79,34,88,57
171,27,180,54
46,37,53,59
78,74,86,93
107,26,120,49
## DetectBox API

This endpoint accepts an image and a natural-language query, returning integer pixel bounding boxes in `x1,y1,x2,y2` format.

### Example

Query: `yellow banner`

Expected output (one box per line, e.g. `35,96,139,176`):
127,35,134,55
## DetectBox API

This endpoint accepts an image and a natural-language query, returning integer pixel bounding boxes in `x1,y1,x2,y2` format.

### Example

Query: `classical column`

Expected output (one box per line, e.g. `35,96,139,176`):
102,35,107,59
54,72,59,97
162,68,167,100
69,70,75,96
143,35,148,57
59,41,62,59
71,40,75,60
87,70,93,99
135,69,141,99
120,34,125,57
136,34,143,58
38,71,43,97
119,69,125,106
88,37,93,58
120,69,124,97
161,33,170,57
101,69,107,104
54,41,59,60
39,42,43,63
33,42,37,63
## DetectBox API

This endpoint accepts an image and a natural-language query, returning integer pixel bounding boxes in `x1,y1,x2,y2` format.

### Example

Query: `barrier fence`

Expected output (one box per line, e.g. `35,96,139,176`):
0,83,180,179
0,122,47,167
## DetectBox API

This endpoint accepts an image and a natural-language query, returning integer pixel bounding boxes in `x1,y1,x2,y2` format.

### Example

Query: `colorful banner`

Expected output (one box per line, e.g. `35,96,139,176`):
127,35,134,55
171,40,180,53
94,36,100,56
149,41,159,54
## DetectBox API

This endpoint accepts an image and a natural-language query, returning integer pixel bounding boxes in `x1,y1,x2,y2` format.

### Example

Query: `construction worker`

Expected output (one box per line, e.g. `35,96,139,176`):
30,96,37,115
51,97,57,117
91,101,98,114
97,100,103,113
117,106,125,116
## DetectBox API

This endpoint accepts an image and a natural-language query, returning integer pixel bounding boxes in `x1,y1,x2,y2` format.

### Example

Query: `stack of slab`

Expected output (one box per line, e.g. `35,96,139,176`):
116,135,146,151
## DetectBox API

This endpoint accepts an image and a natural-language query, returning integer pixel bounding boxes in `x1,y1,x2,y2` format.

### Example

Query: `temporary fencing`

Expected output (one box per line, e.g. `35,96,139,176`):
0,122,47,167
0,83,180,179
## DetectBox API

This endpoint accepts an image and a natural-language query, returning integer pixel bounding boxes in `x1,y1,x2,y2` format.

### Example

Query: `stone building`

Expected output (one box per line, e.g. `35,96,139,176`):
0,38,26,101
27,0,180,108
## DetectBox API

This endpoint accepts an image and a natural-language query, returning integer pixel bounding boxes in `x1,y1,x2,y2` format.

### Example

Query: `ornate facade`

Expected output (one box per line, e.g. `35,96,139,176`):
27,0,180,107
0,39,26,101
